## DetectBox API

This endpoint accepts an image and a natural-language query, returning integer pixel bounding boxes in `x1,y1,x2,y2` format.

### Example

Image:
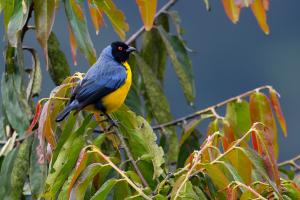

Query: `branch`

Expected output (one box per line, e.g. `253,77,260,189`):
278,154,300,171
125,0,178,45
152,85,273,130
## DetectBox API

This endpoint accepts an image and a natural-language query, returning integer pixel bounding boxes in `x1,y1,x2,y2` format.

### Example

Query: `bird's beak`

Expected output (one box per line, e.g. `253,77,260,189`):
126,46,136,53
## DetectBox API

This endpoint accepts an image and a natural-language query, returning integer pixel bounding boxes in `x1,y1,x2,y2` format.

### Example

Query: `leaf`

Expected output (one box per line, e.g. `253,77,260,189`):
282,181,300,199
0,132,17,156
171,180,199,200
87,0,104,35
90,178,123,200
25,48,42,99
27,101,42,132
158,26,195,104
34,0,56,69
64,0,96,65
140,21,168,82
113,106,165,179
269,88,287,137
249,92,278,158
7,0,30,47
225,100,251,140
48,32,71,85
222,0,240,24
251,0,269,34
0,136,33,199
136,0,157,31
167,11,184,37
95,0,129,40
38,101,56,149
70,163,111,200
202,0,211,11
254,124,281,188
29,133,47,197
235,147,281,196
44,115,93,198
68,25,78,66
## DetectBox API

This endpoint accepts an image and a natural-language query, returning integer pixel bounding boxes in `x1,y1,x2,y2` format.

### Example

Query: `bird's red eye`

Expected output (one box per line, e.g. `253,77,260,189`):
118,46,123,51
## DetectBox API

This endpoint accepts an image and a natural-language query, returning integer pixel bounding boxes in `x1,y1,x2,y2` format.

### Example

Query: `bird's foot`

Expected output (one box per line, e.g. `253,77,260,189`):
107,119,119,131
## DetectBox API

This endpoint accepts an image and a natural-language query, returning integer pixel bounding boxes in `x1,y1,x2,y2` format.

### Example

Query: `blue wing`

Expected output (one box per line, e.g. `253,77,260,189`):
72,64,127,110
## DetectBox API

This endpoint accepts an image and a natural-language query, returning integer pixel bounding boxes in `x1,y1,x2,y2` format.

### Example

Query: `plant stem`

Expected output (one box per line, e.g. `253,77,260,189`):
113,127,150,188
152,85,273,130
125,0,178,45
278,154,300,171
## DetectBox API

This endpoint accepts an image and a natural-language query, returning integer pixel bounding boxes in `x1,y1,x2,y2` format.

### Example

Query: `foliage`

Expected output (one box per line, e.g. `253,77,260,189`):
0,0,299,199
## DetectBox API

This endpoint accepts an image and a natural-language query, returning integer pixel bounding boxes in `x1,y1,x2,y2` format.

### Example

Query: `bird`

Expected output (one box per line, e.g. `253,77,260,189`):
55,41,136,124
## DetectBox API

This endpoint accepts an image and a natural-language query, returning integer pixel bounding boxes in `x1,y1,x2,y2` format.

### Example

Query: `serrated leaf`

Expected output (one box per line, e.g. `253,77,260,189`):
249,92,278,158
251,0,269,34
113,106,165,179
222,0,240,24
158,27,195,104
87,0,104,35
225,100,251,140
7,0,30,47
136,0,157,31
95,0,129,40
64,0,96,65
269,88,287,137
48,32,71,85
25,48,42,99
34,0,56,69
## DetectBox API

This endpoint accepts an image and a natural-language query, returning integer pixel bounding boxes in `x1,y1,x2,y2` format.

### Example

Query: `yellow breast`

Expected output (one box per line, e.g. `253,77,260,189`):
101,61,132,113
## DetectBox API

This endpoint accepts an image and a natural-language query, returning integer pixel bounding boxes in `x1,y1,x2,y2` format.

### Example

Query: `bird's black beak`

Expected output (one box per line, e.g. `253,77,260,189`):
126,46,136,53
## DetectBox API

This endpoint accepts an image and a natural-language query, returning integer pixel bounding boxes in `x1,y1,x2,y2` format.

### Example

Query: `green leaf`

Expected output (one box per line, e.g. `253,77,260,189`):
167,11,184,37
64,0,96,65
95,0,129,40
282,181,300,199
44,115,93,198
0,136,33,199
29,133,47,197
225,100,251,140
34,0,56,68
3,0,15,31
70,163,111,200
171,177,199,200
113,180,131,199
113,106,165,180
249,92,278,158
7,0,30,47
158,26,195,104
140,16,168,83
48,32,71,85
90,178,123,200
25,48,42,99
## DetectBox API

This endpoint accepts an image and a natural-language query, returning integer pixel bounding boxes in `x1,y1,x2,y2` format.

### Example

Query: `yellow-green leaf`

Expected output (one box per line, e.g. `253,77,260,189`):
136,0,157,31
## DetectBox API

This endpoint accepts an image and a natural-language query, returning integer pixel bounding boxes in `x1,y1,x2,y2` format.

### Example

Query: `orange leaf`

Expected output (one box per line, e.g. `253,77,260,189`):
27,101,42,132
249,92,278,158
68,25,77,65
222,119,235,149
251,0,270,34
226,187,237,200
251,130,259,152
269,88,287,137
38,101,56,149
68,148,88,199
136,0,157,31
88,0,104,35
222,0,240,24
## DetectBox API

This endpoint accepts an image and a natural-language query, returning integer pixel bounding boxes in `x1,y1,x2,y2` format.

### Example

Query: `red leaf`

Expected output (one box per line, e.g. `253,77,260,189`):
251,130,259,153
249,92,278,158
27,101,42,132
269,88,287,137
222,119,235,150
226,187,237,200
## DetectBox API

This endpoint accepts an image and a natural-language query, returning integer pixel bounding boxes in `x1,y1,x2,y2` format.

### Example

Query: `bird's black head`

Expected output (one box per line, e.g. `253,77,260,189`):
111,41,136,63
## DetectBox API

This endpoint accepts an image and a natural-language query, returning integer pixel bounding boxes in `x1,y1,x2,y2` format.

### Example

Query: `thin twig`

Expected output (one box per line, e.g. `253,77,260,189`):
152,85,273,130
278,154,300,171
229,181,268,200
114,127,150,188
125,0,178,45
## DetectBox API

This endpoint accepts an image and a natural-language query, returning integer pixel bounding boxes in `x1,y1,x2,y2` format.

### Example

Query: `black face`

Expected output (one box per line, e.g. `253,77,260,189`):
111,41,136,63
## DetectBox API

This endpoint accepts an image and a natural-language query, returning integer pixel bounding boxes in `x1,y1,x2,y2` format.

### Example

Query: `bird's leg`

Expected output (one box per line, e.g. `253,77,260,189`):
104,113,118,130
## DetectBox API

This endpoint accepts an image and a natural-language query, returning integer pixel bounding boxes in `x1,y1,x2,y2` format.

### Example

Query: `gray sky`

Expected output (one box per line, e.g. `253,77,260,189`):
1,0,300,161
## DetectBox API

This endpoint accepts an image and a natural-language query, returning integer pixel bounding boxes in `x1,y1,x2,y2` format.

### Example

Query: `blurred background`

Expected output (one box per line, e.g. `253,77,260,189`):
0,0,299,161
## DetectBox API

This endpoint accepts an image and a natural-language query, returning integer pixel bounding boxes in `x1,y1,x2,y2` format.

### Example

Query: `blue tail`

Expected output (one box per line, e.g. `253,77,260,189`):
55,101,78,122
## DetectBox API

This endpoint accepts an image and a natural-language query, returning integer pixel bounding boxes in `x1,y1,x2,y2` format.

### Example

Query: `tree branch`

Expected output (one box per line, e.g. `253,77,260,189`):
278,154,300,171
125,0,178,45
152,85,273,131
